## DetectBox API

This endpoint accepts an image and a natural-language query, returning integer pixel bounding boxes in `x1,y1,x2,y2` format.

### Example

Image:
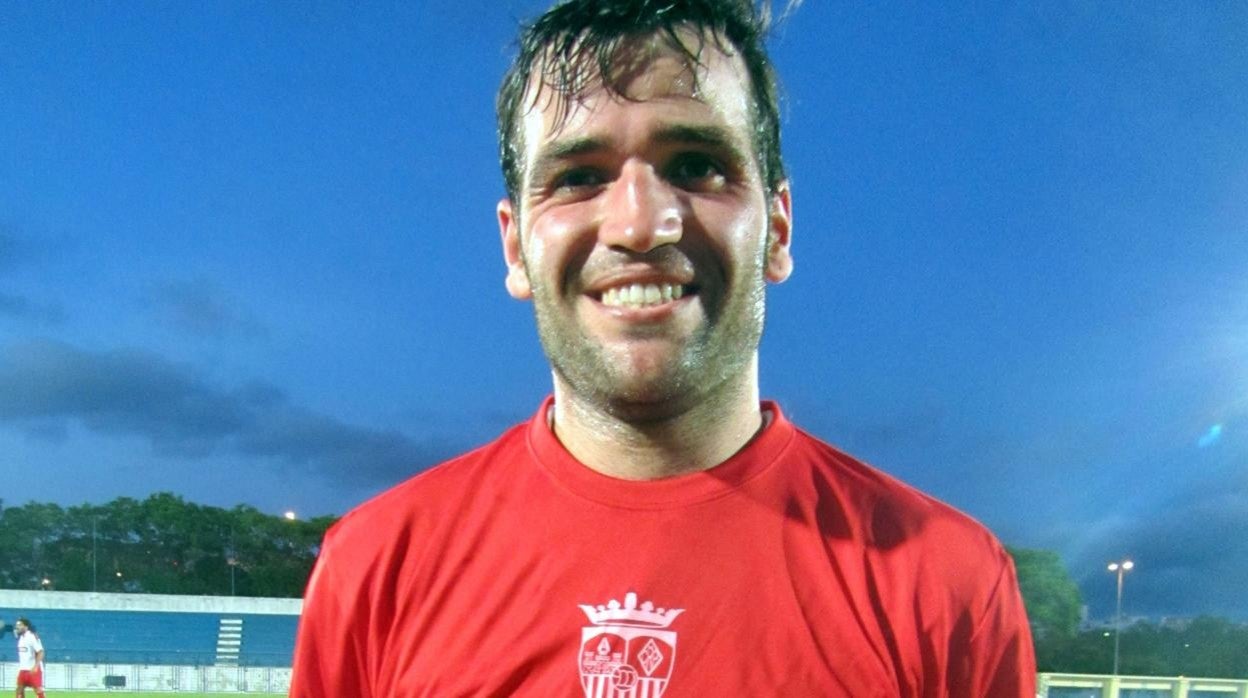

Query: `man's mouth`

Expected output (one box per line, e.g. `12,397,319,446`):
598,282,689,309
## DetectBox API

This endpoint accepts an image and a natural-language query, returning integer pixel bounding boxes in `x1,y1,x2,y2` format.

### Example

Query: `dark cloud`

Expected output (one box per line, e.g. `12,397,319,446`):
0,231,23,272
144,279,266,338
0,339,453,486
0,229,66,324
0,228,56,273
1071,455,1248,621
791,404,947,455
0,290,66,323
798,399,1248,622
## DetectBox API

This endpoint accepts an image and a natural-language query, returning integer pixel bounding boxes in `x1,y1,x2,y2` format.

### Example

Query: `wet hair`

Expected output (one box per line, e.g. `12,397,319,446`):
496,0,799,203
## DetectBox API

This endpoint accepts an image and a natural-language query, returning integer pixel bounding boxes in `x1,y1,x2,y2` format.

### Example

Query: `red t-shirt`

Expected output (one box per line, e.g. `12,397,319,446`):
292,399,1035,697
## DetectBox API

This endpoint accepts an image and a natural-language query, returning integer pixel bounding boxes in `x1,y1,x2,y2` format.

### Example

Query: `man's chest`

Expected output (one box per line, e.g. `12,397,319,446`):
368,504,925,697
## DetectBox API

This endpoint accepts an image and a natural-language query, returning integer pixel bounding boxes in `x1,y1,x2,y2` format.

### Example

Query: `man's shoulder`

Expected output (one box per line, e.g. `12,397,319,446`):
787,426,1006,555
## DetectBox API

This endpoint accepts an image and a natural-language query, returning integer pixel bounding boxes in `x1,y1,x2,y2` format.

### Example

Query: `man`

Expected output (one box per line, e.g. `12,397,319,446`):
291,1,1036,695
14,618,47,698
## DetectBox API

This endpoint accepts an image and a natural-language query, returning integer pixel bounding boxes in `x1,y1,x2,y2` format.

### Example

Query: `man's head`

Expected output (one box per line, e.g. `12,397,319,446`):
495,0,795,420
14,617,30,635
497,0,791,208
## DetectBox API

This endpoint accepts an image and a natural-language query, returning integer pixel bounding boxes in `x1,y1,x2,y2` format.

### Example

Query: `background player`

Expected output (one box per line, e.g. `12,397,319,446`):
14,617,47,698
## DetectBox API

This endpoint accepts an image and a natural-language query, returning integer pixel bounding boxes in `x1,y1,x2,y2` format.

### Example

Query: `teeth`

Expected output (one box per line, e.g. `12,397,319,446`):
600,283,686,308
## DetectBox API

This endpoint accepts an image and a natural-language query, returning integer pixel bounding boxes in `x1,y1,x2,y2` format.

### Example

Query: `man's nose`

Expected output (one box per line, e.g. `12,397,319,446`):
598,160,683,252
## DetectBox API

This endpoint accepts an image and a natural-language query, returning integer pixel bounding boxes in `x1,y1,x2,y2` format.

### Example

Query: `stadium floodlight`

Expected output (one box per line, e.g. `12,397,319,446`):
284,510,297,521
1107,559,1134,675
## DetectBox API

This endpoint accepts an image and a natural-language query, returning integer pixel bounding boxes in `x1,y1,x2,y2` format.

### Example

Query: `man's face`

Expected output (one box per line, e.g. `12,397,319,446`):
14,620,26,636
497,35,792,416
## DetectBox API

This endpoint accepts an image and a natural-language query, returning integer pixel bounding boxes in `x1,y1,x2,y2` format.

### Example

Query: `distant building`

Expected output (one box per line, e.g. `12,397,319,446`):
1079,614,1151,632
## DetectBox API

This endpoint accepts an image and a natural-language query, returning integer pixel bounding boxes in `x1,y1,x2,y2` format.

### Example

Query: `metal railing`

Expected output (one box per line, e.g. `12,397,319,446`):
1040,673,1248,698
0,661,290,694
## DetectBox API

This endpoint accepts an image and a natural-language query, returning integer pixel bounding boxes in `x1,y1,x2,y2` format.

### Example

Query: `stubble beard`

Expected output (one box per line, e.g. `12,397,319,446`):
529,255,768,425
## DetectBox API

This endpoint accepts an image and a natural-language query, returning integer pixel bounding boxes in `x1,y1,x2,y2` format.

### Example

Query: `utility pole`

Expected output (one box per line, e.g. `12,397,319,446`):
92,516,99,592
1107,559,1134,675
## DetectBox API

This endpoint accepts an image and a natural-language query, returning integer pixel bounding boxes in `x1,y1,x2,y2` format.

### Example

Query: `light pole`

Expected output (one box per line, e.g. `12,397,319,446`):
1107,559,1134,675
92,517,98,592
226,527,237,596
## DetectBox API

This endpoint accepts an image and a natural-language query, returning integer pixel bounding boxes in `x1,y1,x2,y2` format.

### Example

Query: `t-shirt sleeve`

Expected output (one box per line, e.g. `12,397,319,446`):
950,549,1037,697
290,533,370,697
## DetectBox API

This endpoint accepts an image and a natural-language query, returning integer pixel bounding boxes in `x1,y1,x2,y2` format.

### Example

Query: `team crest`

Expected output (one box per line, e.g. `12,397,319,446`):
578,591,683,698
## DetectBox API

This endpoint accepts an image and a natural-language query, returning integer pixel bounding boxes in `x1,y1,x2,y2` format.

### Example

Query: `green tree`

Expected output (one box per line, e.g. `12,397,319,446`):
0,493,334,597
1007,546,1083,671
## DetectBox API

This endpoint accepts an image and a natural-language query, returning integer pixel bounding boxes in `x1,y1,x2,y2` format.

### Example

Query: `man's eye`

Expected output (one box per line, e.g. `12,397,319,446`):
667,154,726,187
552,168,605,191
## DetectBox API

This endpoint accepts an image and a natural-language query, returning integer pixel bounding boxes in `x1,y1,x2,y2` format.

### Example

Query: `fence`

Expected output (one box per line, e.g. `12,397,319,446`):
1041,674,1248,698
2,665,1245,694
0,661,291,693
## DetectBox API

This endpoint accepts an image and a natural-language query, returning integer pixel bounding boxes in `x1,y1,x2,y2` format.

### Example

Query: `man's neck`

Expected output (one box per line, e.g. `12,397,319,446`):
549,360,766,480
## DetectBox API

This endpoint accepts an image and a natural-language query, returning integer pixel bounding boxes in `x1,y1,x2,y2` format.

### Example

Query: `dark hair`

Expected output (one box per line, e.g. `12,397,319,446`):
16,616,33,632
496,0,796,204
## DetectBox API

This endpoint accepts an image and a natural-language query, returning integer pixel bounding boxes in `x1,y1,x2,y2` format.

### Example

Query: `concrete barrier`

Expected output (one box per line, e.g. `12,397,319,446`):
0,661,291,693
1040,673,1248,698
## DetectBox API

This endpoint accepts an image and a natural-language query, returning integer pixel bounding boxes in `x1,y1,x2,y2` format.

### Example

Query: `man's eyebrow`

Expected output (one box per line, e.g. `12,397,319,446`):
527,136,611,188
651,123,745,157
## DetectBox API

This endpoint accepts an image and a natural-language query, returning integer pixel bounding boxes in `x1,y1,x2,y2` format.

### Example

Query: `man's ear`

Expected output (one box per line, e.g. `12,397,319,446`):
497,198,532,299
765,181,793,283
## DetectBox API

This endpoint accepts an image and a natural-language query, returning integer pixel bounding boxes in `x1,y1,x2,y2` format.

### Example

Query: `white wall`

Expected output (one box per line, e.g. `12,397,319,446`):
0,661,292,694
0,589,301,615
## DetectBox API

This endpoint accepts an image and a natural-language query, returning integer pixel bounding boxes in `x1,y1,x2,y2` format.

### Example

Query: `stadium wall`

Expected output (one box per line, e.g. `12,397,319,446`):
2,590,300,694
0,662,291,693
0,589,301,614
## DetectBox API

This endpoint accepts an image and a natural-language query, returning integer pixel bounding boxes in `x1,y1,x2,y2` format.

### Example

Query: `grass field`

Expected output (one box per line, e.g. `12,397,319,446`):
48,694,285,697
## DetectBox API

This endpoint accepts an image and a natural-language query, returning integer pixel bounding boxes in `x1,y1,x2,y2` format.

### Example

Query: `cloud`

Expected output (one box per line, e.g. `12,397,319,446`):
0,227,56,273
0,231,24,272
143,278,266,338
1069,459,1248,621
0,228,67,324
0,290,66,324
0,339,453,486
790,403,947,455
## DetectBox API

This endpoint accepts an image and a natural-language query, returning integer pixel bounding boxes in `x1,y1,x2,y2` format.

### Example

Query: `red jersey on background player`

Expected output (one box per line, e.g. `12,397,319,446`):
14,618,47,698
292,0,1036,695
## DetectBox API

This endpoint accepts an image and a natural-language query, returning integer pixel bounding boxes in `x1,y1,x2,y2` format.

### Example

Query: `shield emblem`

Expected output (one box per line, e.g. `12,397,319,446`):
577,592,682,698
579,625,676,698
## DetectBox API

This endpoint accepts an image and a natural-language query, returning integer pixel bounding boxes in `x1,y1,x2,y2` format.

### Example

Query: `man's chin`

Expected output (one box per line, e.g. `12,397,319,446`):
594,376,701,421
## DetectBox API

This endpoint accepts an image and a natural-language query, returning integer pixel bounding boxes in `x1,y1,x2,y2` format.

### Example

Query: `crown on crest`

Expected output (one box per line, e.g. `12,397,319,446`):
579,591,684,628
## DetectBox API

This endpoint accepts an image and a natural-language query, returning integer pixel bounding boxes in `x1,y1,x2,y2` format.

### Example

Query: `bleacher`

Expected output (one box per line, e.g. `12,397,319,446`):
236,614,300,666
0,590,301,669
3,608,219,665
0,609,298,666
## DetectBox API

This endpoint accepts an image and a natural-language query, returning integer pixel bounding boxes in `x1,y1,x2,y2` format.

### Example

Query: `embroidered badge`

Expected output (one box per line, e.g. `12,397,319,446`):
578,591,683,698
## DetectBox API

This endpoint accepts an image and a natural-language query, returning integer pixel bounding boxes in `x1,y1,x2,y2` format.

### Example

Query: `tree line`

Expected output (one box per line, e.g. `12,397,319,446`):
0,493,332,598
0,494,1244,677
1009,548,1248,677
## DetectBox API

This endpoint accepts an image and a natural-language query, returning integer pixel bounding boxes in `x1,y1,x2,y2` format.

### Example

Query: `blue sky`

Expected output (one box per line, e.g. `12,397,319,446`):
1,2,1245,622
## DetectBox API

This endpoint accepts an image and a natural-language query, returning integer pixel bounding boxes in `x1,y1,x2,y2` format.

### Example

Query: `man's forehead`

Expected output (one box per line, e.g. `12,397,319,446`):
520,38,750,147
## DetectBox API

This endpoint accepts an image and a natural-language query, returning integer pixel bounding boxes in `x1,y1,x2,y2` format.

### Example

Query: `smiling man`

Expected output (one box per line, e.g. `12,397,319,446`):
291,1,1035,696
